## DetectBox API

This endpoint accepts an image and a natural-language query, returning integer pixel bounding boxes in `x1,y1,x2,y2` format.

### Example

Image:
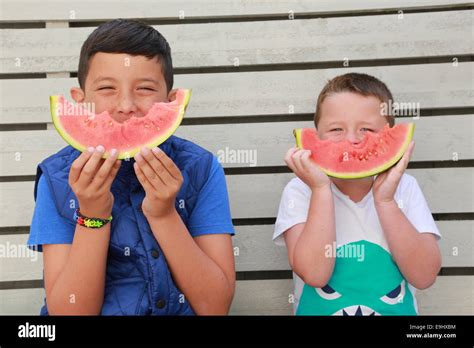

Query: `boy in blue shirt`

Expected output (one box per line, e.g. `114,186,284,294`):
28,19,235,315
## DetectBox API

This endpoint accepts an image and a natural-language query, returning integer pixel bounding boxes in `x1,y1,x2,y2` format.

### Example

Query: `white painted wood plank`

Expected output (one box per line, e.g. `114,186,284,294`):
1,0,469,22
1,63,473,124
0,115,472,176
437,221,474,268
226,168,474,219
0,288,45,315
233,221,474,271
0,221,471,283
416,276,474,315
231,279,294,315
2,10,472,73
0,234,42,282
0,168,471,228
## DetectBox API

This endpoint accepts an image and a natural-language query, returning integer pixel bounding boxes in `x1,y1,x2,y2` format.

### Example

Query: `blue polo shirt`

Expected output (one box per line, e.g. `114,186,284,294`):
28,155,234,252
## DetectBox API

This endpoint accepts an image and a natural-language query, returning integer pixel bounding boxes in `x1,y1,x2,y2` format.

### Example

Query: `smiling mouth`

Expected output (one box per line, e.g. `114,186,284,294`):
333,305,380,316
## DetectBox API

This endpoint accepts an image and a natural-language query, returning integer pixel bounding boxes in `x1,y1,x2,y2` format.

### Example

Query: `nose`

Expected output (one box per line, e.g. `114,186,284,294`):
347,130,362,144
117,93,138,119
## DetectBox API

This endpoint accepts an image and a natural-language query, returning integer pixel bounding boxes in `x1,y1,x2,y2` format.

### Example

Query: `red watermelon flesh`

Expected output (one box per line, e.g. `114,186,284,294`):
50,89,191,159
294,123,414,179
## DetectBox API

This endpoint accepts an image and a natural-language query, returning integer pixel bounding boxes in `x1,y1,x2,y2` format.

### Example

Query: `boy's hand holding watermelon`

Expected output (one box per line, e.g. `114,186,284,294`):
133,146,183,219
284,147,330,191
69,145,121,219
372,141,415,206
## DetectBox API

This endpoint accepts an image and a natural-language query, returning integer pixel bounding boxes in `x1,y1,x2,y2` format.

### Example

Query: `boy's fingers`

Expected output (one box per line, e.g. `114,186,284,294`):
102,160,122,190
299,150,313,171
77,147,106,188
134,153,165,191
404,141,415,162
374,171,388,186
395,141,414,174
152,147,182,180
284,154,297,173
141,148,175,184
407,141,415,162
69,148,94,185
133,162,154,193
292,150,306,174
284,147,298,165
90,149,120,191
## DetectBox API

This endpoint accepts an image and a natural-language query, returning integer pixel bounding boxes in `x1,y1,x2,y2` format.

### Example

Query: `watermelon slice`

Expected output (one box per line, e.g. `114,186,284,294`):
294,123,414,179
50,89,191,159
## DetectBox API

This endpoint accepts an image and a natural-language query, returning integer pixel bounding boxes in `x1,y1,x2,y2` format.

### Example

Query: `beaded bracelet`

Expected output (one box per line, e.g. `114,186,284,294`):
73,208,112,229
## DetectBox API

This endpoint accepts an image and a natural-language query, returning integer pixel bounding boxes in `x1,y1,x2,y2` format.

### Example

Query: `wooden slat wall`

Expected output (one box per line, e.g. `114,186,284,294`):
2,63,473,124
2,10,472,73
1,115,473,176
1,221,472,283
0,0,471,22
0,168,472,227
0,1,472,315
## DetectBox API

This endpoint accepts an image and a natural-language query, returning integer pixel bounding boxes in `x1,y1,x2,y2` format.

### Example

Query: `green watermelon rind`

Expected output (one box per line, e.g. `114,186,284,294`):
294,123,415,179
50,90,191,160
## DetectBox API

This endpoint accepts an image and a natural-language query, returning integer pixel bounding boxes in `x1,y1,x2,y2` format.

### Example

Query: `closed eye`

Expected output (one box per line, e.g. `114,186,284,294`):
138,87,156,91
98,86,114,90
380,279,406,305
315,284,341,300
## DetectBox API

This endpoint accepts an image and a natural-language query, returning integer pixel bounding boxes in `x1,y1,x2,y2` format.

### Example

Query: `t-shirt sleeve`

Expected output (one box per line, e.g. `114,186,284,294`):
186,156,235,237
401,175,441,240
27,175,75,252
273,178,311,246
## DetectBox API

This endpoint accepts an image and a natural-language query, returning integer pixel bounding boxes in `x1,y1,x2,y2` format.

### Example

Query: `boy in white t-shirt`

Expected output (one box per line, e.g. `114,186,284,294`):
273,73,441,315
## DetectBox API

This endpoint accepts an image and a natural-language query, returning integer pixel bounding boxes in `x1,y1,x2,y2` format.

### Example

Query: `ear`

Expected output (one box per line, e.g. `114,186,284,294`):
167,89,178,102
70,87,85,103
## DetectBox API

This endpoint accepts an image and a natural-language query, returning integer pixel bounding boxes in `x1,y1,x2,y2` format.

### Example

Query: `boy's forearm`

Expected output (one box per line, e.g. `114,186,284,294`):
147,210,234,315
47,224,110,315
293,185,336,287
375,200,441,289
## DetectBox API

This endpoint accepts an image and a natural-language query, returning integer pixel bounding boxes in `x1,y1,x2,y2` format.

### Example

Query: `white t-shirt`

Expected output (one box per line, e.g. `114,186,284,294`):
273,174,441,315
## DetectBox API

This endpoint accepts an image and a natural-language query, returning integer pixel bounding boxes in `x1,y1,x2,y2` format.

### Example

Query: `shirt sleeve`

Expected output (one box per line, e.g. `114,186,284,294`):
186,156,235,237
273,178,311,246
27,175,75,252
401,175,441,240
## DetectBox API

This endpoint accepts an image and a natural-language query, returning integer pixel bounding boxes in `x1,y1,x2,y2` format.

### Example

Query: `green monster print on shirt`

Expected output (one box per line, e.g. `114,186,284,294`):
297,240,417,315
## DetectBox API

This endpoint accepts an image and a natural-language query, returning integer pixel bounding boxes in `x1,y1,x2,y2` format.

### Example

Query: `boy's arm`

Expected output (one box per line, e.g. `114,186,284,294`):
43,223,111,315
373,141,441,289
134,147,234,315
146,213,235,315
44,147,121,315
374,200,441,289
283,147,336,288
284,185,336,288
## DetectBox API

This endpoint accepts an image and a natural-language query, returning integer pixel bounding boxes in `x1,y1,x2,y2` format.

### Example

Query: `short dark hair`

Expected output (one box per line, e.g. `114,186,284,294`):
78,19,173,92
314,73,395,128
